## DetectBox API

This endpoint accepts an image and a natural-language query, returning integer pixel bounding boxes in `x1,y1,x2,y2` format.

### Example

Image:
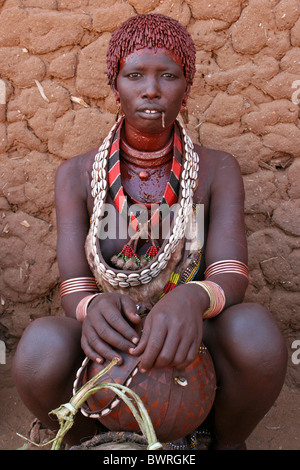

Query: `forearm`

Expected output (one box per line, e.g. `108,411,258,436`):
61,291,97,319
59,276,99,319
188,265,249,320
205,272,248,309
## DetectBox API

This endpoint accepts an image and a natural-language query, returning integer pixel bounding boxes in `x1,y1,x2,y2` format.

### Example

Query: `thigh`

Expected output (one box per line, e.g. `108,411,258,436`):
202,302,287,384
13,316,84,398
12,316,100,445
201,302,287,447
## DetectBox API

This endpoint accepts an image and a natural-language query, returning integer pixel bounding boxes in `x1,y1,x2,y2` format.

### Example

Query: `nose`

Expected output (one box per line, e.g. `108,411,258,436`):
141,76,161,100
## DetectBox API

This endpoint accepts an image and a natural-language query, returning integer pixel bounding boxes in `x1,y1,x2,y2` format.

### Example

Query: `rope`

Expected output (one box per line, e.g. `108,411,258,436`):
70,431,148,450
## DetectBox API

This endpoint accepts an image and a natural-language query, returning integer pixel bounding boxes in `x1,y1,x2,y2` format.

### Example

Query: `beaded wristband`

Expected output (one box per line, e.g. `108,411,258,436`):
60,277,98,298
204,260,249,282
75,293,100,322
189,280,226,319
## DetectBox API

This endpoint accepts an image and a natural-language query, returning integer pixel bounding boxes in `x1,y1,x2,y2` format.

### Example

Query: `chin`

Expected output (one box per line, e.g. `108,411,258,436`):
130,118,173,135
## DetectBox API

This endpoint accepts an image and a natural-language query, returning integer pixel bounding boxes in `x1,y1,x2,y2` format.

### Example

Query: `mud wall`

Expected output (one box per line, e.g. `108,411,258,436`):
0,0,299,386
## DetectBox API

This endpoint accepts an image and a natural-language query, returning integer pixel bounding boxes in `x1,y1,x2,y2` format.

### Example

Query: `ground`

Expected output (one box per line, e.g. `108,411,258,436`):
1,354,299,451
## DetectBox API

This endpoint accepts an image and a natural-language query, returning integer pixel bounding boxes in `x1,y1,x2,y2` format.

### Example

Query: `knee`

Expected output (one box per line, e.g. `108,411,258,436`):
12,316,82,391
214,303,288,382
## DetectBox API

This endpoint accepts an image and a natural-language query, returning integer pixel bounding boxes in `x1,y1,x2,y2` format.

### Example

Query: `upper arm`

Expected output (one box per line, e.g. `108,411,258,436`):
55,158,92,281
205,152,247,266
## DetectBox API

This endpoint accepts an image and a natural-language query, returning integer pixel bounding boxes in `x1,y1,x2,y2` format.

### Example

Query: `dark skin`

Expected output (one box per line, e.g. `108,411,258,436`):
12,48,287,449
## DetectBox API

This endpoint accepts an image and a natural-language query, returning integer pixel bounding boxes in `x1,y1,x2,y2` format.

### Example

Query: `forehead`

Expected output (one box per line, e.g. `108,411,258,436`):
119,47,184,72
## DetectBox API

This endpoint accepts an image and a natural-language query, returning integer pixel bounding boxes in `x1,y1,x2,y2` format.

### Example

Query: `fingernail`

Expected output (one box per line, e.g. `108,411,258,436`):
95,357,103,364
140,368,146,373
112,356,121,363
132,336,139,344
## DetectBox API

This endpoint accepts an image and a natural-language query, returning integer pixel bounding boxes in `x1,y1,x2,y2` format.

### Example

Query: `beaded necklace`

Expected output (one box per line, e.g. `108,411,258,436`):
90,118,199,289
107,118,182,268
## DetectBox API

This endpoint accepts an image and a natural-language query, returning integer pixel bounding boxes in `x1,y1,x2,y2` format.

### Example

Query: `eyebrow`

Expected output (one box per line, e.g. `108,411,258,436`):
121,61,183,74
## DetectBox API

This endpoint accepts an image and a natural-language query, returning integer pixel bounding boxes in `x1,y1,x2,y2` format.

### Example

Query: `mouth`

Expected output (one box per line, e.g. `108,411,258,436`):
137,108,163,120
145,109,160,114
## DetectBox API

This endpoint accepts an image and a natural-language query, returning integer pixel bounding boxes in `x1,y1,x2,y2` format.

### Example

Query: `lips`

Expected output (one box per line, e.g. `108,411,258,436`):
138,104,164,112
137,106,163,119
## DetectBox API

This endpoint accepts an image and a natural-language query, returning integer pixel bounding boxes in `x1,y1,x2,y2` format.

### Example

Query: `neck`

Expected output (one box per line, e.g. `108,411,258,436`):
123,118,174,152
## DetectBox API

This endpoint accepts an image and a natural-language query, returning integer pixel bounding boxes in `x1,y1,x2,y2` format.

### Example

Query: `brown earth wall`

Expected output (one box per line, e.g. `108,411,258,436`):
0,0,299,387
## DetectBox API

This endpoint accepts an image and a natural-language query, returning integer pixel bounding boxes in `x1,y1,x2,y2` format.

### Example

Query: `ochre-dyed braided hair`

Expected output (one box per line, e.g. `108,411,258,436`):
106,13,196,90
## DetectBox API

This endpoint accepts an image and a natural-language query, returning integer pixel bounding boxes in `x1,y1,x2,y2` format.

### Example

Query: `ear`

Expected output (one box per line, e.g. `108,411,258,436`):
182,85,191,106
112,83,120,103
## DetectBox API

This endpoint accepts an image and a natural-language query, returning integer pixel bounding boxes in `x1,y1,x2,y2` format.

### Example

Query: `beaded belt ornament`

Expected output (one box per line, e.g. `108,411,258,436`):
90,118,199,289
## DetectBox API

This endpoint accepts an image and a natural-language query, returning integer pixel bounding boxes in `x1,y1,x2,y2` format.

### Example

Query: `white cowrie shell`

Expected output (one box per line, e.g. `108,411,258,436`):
125,376,132,387
116,272,128,279
128,273,140,279
111,398,121,409
175,376,188,387
118,281,130,287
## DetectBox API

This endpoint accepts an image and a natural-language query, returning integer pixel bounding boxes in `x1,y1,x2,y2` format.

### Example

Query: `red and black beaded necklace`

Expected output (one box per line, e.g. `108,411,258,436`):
108,118,183,269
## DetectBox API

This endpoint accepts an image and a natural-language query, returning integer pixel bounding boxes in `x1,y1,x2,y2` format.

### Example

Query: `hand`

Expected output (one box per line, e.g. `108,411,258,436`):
130,284,205,372
81,293,142,364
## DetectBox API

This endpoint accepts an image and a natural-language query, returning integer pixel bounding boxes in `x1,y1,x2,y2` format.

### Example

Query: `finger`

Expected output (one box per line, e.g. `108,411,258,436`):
129,316,151,356
101,304,140,346
120,296,141,325
88,296,140,346
82,320,124,363
152,332,180,369
81,332,109,364
174,339,200,370
93,313,138,353
138,326,167,372
82,327,125,364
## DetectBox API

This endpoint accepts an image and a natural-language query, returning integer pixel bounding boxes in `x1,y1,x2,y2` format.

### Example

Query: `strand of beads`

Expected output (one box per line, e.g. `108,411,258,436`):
89,120,199,289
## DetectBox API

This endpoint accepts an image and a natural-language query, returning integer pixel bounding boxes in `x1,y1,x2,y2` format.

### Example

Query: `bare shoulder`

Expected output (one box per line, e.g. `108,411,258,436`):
55,149,97,200
194,143,241,174
194,143,243,193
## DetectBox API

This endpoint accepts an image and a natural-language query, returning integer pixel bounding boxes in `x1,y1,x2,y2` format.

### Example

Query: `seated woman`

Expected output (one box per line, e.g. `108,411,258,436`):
12,13,287,450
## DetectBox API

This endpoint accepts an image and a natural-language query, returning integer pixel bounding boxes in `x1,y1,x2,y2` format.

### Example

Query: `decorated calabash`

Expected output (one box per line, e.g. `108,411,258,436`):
74,345,216,443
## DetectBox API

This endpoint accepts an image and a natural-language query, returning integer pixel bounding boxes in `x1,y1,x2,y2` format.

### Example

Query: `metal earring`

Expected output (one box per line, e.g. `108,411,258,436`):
116,102,122,121
180,104,189,125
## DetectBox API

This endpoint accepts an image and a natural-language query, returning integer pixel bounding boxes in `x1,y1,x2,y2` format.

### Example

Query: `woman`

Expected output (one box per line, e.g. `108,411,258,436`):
12,14,287,450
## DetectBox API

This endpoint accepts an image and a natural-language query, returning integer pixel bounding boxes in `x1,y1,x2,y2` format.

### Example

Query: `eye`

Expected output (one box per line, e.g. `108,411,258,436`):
162,73,177,79
127,72,142,79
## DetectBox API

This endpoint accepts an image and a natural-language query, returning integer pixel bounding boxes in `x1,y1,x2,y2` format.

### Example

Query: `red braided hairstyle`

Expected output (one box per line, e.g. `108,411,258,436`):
106,13,196,90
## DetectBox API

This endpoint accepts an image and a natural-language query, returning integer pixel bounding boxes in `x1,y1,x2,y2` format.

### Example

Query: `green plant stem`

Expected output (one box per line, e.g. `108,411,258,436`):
49,358,162,450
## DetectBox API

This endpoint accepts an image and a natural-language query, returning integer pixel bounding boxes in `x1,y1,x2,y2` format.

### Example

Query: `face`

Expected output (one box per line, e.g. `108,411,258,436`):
115,47,189,134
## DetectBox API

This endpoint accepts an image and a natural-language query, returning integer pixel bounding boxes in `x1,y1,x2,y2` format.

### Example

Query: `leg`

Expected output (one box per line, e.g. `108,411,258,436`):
202,303,288,449
12,316,96,446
